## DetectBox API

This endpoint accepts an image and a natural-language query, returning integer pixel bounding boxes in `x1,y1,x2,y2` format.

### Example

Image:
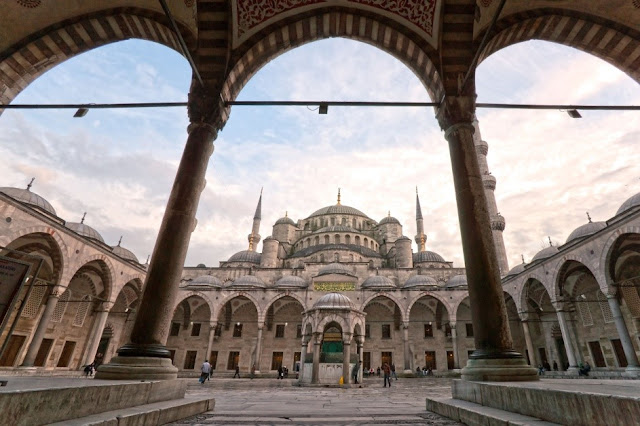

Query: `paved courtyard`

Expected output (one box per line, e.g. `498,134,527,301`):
174,376,462,425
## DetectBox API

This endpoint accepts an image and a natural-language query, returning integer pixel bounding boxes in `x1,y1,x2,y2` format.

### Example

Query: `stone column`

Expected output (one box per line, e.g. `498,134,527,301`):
342,336,351,385
311,332,321,384
299,337,308,382
450,323,460,369
608,294,640,375
521,320,537,366
402,322,412,373
205,322,217,362
555,306,578,370
356,336,364,383
437,94,536,382
96,86,225,380
254,325,264,372
81,303,111,367
20,285,63,367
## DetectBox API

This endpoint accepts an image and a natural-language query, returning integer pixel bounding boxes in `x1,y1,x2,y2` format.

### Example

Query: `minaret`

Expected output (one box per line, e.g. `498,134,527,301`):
247,189,262,252
414,187,426,252
473,117,509,274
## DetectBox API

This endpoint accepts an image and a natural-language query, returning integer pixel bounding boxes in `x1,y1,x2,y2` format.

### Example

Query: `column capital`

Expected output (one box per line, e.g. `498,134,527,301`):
187,82,228,131
50,285,66,298
436,95,476,131
97,301,114,312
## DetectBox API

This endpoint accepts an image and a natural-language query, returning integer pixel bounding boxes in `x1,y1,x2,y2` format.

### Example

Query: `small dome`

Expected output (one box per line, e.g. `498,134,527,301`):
0,187,56,215
505,263,526,278
307,204,369,219
379,216,400,225
228,250,261,264
66,222,105,243
617,192,640,216
413,251,446,263
566,221,607,243
361,275,395,289
313,292,355,309
275,275,308,288
275,216,296,226
404,275,438,289
317,263,356,277
189,275,223,287
532,246,559,262
396,236,411,241
446,274,468,288
231,275,266,288
112,245,139,263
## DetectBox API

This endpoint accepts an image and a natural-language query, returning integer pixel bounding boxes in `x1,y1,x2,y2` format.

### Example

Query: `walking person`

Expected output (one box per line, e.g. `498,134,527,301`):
382,362,391,388
199,360,211,384
390,363,397,380
233,364,240,378
250,364,256,380
277,365,283,379
352,361,360,384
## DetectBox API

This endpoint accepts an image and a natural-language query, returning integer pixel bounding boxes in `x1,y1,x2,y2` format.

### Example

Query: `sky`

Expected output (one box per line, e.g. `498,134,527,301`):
0,38,639,270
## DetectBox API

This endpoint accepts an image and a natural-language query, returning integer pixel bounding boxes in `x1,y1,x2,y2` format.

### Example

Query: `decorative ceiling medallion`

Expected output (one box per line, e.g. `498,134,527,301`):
16,0,42,7
479,0,492,7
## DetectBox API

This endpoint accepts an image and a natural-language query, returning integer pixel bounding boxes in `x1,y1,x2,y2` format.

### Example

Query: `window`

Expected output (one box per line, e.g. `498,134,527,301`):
424,351,436,370
214,324,222,337
209,351,218,369
447,351,454,370
169,350,176,364
381,324,391,339
184,350,197,369
293,352,301,371
465,323,474,337
73,295,91,327
275,324,285,338
227,351,240,370
271,352,283,370
170,322,180,336
424,323,433,338
191,323,202,337
296,324,302,338
365,324,370,338
57,341,76,367
233,323,243,337
381,352,392,366
444,323,452,337
363,352,371,370
588,341,607,367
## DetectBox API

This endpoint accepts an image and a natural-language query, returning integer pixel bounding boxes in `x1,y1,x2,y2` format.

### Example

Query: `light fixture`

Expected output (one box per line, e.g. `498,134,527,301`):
285,322,288,326
73,107,89,118
318,103,328,114
566,109,582,118
236,322,241,326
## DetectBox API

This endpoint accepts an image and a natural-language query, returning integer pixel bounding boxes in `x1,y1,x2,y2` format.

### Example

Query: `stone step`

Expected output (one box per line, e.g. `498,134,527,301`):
171,413,452,425
49,395,215,426
426,396,559,426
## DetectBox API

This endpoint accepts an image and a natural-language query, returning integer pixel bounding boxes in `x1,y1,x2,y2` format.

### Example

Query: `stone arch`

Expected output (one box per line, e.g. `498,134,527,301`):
66,254,116,301
216,291,262,323
264,292,307,315
600,227,640,290
221,9,443,110
406,291,454,323
173,291,216,323
553,257,603,301
478,10,640,85
0,8,191,108
519,276,554,318
361,292,403,316
316,313,350,336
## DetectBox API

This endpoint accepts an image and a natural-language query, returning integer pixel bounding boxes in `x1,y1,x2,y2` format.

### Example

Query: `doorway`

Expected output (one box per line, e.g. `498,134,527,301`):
0,334,26,366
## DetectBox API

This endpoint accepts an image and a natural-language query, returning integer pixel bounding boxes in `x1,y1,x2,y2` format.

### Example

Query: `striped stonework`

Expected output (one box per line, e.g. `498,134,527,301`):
478,10,640,84
439,0,476,95
196,0,230,83
0,13,185,110
220,10,443,105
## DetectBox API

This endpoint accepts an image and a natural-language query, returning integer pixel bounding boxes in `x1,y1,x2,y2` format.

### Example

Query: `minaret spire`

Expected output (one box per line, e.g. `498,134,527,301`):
415,187,426,252
337,188,341,205
248,189,263,251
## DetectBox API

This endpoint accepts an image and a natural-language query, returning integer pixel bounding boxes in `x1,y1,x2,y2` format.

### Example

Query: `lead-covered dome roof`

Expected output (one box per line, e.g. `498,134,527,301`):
413,251,446,263
231,275,266,288
275,275,308,288
189,275,223,287
307,204,369,219
228,250,261,264
566,221,606,243
112,245,139,263
404,274,438,288
617,192,640,216
532,246,559,262
317,263,356,277
66,222,105,243
446,274,467,288
0,187,56,215
505,263,526,278
275,216,296,225
361,275,395,289
313,292,355,309
379,215,400,225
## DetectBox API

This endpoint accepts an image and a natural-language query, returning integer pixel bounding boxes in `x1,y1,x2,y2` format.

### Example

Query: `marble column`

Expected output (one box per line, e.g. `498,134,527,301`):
521,320,537,366
402,322,412,373
437,94,536,381
556,307,578,370
81,303,111,367
311,333,321,384
299,337,308,382
254,325,264,372
356,337,364,383
96,87,224,380
608,294,640,375
450,323,460,369
342,338,351,385
20,286,63,367
205,322,217,362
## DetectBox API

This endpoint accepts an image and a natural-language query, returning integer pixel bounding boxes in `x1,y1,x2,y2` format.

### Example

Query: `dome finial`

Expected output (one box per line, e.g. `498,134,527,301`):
521,254,525,264
337,188,341,205
586,211,592,223
117,236,123,247
26,177,35,191
285,211,288,218
388,210,391,218
80,212,86,224
548,236,553,247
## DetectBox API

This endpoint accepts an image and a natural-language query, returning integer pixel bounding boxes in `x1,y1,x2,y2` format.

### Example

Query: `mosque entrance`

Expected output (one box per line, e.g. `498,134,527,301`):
322,324,343,355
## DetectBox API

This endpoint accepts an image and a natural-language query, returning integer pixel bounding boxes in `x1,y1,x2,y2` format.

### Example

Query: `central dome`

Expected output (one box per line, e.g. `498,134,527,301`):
307,204,369,219
313,292,355,309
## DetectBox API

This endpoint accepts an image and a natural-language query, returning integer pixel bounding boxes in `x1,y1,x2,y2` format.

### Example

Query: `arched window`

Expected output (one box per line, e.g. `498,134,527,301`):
370,241,374,249
352,218,357,228
314,236,320,246
334,253,339,262
320,254,324,262
324,235,330,244
335,234,341,244
345,235,351,245
21,280,47,318
364,238,368,247
51,289,71,323
341,217,347,225
331,217,336,226
73,295,92,327
355,236,360,246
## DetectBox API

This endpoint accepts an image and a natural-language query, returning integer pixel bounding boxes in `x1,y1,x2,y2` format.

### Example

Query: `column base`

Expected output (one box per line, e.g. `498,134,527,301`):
95,356,178,380
623,365,640,378
461,357,538,382
403,369,413,375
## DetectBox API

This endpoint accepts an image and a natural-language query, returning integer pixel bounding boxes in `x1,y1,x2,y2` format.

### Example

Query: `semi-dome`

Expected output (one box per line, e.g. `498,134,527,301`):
231,275,266,288
566,221,606,243
313,292,355,309
0,187,56,215
112,245,139,263
66,222,105,243
446,274,467,288
275,216,296,226
275,275,308,288
403,274,438,289
189,275,223,287
413,251,446,263
378,215,400,225
617,192,640,216
505,263,526,278
307,204,369,219
317,263,356,277
532,246,559,262
228,250,261,264
361,275,395,289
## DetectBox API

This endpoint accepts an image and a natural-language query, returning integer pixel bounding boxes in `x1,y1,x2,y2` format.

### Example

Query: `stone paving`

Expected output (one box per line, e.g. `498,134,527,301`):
173,376,463,425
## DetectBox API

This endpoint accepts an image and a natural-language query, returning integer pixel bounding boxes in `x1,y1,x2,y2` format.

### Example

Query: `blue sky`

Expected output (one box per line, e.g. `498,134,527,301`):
1,38,639,269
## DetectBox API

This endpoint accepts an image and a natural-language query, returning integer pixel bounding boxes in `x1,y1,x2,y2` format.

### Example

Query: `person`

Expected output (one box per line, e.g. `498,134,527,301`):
83,362,95,377
390,363,397,380
382,362,391,387
233,364,240,378
553,360,558,371
352,361,360,384
376,366,381,377
277,365,283,379
579,361,591,377
538,364,545,375
369,367,374,377
199,360,211,384
250,363,256,379
543,360,551,372
416,366,421,376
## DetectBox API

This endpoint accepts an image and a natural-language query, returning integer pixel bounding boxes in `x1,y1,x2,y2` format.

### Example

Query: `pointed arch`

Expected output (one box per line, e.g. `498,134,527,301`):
173,291,216,323
406,291,454,323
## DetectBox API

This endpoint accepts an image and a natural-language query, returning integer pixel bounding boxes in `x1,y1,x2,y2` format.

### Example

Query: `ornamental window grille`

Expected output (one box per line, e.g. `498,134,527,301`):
51,289,71,323
21,280,47,318
597,292,614,324
622,286,640,317
72,295,91,327
577,298,594,326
